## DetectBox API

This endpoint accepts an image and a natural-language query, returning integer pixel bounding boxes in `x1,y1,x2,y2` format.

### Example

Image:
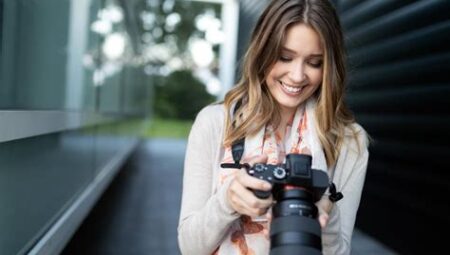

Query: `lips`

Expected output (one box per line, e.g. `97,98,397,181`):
279,81,303,95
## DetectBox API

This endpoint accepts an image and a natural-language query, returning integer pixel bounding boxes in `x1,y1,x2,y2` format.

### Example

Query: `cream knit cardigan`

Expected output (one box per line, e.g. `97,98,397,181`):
178,104,369,255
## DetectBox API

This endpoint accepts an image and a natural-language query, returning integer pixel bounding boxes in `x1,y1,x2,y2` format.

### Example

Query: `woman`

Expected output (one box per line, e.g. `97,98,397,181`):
178,0,369,254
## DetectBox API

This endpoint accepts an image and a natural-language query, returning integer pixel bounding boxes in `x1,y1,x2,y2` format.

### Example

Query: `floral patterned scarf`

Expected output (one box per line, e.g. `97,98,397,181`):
215,98,328,255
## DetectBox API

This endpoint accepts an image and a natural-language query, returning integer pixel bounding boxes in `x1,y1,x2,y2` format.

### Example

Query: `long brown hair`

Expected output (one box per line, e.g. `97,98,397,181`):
223,0,356,166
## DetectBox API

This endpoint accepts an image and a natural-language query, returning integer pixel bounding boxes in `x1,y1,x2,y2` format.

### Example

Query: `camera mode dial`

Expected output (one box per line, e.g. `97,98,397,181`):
254,163,265,172
273,166,287,180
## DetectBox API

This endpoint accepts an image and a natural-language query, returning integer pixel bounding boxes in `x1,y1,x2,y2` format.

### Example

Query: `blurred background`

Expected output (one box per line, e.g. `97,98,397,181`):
0,0,449,255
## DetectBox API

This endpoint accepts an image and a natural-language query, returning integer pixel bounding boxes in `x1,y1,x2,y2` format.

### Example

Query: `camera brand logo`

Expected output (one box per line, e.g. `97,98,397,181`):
289,204,310,209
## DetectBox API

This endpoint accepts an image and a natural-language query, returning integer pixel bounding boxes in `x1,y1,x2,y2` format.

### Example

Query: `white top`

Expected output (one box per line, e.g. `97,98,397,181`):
178,104,369,255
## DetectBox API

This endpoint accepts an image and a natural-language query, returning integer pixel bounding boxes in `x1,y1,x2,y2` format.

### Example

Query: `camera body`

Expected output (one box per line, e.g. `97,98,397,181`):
247,153,329,202
247,153,330,255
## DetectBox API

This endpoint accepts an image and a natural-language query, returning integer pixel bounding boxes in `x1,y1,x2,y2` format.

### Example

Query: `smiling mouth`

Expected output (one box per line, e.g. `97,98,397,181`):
279,81,303,94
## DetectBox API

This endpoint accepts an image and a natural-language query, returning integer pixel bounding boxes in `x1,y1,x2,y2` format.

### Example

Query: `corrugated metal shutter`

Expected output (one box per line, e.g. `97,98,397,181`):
335,1,450,254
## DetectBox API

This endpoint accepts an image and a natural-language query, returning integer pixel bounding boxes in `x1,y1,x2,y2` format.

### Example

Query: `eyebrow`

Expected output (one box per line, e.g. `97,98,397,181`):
281,46,323,57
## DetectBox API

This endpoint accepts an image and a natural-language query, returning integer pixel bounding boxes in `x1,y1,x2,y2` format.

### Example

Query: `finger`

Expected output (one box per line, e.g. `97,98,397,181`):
318,213,329,229
242,155,271,190
228,181,256,214
266,210,273,222
263,210,272,240
236,169,272,191
256,194,274,209
228,192,257,216
316,197,333,214
230,175,260,199
229,180,273,215
233,195,268,217
233,185,274,213
263,228,270,240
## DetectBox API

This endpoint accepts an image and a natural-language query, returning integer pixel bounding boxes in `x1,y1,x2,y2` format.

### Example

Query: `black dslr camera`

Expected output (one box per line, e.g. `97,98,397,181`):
247,153,329,255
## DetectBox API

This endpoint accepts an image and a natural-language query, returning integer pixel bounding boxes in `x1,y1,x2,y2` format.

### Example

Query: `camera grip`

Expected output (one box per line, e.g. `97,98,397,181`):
252,189,271,199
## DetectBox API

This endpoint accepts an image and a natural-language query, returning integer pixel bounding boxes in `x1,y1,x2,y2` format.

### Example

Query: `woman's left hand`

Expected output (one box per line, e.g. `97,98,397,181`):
316,197,333,228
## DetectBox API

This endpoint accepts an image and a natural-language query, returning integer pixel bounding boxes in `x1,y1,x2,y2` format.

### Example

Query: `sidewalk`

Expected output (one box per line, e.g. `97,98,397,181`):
62,138,399,255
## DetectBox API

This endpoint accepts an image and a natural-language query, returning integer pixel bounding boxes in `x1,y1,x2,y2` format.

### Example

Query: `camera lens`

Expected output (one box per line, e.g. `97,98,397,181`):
273,189,317,218
270,189,322,255
270,215,322,255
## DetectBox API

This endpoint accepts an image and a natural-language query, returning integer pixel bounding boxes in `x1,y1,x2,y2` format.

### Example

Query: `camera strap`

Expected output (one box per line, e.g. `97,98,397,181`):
220,138,249,169
220,100,249,169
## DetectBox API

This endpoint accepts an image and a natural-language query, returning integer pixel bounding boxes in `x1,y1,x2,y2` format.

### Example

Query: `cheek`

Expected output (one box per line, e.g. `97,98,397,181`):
266,79,277,95
267,63,283,80
266,68,280,88
311,71,323,87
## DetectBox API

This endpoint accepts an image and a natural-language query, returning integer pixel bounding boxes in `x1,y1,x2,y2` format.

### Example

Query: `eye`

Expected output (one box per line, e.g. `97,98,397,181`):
279,56,292,62
309,61,323,68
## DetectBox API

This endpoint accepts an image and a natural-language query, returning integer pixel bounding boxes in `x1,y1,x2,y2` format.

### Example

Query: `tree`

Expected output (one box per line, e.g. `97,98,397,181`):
154,70,215,120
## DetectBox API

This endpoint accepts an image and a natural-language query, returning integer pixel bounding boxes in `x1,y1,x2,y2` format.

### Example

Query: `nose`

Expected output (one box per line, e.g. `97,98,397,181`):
288,62,306,84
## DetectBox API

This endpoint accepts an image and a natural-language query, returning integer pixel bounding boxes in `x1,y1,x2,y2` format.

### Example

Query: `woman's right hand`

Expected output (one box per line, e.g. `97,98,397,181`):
226,155,274,217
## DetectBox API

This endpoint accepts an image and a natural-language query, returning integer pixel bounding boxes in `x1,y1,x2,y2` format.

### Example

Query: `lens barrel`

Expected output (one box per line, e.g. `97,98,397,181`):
270,189,322,255
270,215,322,255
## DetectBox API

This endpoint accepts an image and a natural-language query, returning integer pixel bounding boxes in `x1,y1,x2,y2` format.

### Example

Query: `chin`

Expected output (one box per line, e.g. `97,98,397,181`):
277,101,301,112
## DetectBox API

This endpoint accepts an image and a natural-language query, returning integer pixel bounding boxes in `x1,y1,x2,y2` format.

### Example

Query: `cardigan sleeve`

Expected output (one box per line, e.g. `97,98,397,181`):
178,105,240,255
322,124,369,255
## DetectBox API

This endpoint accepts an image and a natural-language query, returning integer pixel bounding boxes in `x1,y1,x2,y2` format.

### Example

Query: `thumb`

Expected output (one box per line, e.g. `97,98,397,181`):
318,212,329,229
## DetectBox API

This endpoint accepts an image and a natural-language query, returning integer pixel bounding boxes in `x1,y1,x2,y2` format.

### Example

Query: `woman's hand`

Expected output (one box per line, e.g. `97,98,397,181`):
316,197,333,228
227,155,274,217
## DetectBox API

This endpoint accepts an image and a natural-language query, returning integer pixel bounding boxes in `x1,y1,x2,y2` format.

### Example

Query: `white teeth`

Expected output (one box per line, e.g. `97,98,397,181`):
280,81,302,93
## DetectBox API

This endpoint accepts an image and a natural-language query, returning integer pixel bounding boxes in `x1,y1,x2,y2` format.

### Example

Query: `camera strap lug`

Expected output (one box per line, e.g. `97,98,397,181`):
328,182,343,202
220,162,250,169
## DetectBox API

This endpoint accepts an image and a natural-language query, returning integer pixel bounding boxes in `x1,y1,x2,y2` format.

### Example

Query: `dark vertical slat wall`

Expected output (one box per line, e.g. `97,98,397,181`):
236,0,269,76
0,0,3,56
336,1,450,254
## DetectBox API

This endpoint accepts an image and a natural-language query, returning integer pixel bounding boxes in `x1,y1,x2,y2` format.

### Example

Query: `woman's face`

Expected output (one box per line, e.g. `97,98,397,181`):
266,23,324,115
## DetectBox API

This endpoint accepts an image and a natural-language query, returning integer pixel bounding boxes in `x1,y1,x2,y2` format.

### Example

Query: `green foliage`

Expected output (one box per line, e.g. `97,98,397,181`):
144,118,193,139
153,70,216,120
81,118,193,139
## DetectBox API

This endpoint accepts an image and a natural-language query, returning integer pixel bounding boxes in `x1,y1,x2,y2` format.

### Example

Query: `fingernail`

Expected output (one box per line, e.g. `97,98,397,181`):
264,183,271,189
